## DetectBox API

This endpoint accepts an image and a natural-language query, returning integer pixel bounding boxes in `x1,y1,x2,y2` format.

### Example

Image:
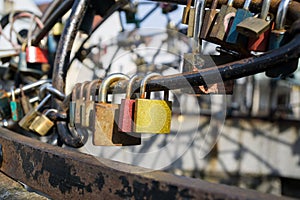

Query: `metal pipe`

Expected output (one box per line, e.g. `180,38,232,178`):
32,0,74,46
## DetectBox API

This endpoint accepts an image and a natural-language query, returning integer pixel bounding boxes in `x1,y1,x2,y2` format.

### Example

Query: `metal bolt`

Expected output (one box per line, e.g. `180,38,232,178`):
0,144,2,167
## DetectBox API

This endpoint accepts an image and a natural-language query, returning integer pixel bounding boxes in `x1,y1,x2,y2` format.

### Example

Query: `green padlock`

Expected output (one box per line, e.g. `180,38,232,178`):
9,88,23,122
93,73,141,146
134,73,172,134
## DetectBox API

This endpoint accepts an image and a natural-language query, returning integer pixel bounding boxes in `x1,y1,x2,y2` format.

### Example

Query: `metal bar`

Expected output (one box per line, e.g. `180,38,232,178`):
110,34,300,94
0,127,290,200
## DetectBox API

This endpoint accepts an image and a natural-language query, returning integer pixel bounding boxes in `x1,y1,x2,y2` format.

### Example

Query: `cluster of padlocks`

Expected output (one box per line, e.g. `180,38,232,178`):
0,72,172,146
68,73,172,146
183,0,289,55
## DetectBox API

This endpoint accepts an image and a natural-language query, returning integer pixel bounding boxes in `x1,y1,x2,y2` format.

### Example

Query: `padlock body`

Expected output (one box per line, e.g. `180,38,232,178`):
226,9,253,43
82,101,95,128
52,22,64,36
248,28,270,51
10,101,23,121
118,99,135,133
236,17,270,38
18,109,40,131
29,115,54,136
208,5,237,42
268,30,285,50
93,103,140,146
69,101,76,127
75,99,83,125
26,46,48,63
0,93,11,120
134,99,172,134
182,6,190,24
200,9,218,39
187,7,195,37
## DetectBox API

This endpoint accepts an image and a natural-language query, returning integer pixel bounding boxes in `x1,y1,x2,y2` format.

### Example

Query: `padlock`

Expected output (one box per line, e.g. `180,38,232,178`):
20,85,33,115
75,82,89,126
247,0,273,51
187,7,196,37
268,0,290,50
236,0,271,38
69,83,81,127
182,0,192,24
29,110,54,136
81,79,102,128
199,0,219,40
26,46,48,64
52,21,64,36
18,45,43,75
226,0,253,44
118,75,141,133
9,87,23,122
0,90,11,120
18,93,51,131
134,73,172,134
93,73,141,146
208,0,237,42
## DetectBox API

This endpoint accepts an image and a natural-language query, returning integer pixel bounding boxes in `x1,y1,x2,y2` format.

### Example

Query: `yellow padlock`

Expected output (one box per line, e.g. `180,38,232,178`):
134,73,172,134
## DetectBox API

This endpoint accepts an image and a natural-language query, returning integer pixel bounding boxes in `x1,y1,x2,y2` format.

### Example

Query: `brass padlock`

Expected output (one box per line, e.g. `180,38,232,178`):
134,73,172,134
182,0,192,24
187,7,196,37
29,110,54,136
18,94,51,131
93,73,141,146
236,0,271,38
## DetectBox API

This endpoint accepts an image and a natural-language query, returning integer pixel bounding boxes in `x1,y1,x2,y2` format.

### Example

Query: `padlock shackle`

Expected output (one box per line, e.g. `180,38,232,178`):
79,81,89,99
126,75,140,99
260,0,271,20
211,0,218,10
98,73,129,103
10,87,15,101
140,73,161,99
72,83,81,101
86,79,101,100
40,83,66,101
242,0,251,10
275,0,290,30
227,0,234,7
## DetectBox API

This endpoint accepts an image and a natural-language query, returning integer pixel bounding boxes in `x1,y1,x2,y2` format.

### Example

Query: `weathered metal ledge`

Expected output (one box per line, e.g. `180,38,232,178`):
0,127,291,200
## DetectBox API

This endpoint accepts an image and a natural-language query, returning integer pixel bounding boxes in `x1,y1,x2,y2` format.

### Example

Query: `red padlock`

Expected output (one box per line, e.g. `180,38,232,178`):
247,20,274,52
26,46,48,63
118,75,140,133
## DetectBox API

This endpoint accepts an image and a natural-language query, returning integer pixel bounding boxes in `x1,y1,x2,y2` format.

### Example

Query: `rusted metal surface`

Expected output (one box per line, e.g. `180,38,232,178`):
0,127,291,200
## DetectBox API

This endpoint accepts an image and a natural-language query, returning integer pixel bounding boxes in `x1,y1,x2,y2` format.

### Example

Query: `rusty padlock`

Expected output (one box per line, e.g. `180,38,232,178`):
118,75,141,133
199,0,219,40
208,0,237,43
81,79,102,128
93,73,141,146
134,73,172,134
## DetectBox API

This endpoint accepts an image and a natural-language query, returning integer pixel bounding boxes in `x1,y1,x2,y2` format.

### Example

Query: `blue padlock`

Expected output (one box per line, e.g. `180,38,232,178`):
226,0,253,44
268,0,290,50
